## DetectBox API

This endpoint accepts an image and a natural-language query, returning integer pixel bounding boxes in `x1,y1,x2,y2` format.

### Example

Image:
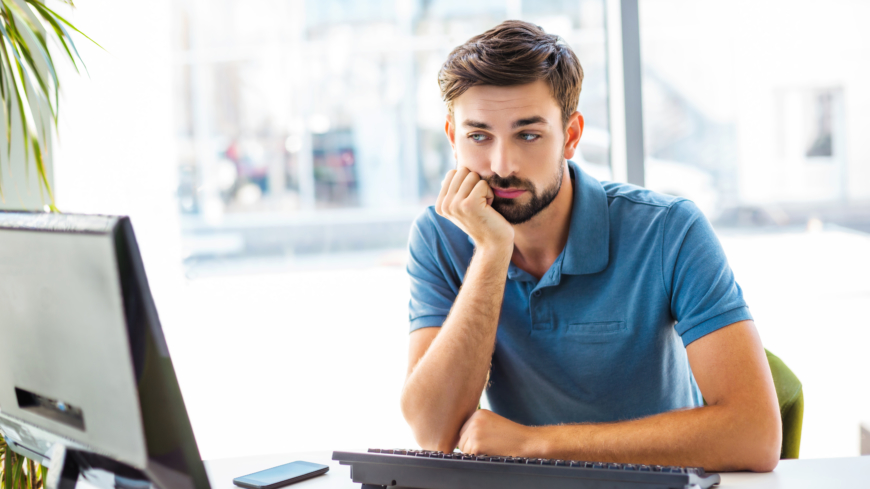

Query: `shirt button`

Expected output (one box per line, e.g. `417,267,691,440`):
533,290,542,297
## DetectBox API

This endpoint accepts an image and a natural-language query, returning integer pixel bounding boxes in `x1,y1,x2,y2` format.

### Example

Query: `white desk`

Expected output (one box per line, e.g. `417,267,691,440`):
205,451,870,489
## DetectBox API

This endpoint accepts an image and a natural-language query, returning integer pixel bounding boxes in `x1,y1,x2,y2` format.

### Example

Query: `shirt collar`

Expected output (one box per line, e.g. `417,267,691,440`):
465,160,610,276
561,160,610,275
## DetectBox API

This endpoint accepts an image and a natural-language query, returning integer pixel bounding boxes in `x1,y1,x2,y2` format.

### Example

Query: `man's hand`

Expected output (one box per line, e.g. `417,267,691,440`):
458,409,537,457
435,168,514,252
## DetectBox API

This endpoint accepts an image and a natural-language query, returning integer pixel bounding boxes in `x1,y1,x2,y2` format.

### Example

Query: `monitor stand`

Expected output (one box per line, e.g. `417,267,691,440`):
45,444,153,489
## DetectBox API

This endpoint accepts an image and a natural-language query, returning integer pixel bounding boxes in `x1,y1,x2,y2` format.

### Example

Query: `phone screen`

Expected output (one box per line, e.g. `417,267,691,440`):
234,461,328,489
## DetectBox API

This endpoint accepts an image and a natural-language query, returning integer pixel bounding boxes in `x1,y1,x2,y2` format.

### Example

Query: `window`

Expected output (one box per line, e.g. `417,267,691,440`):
172,0,610,266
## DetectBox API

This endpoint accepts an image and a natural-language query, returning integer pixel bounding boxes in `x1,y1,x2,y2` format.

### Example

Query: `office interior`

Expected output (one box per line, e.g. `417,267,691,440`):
0,0,867,480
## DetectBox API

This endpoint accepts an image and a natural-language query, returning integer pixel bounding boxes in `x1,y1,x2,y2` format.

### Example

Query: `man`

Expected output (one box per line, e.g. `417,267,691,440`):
400,20,781,472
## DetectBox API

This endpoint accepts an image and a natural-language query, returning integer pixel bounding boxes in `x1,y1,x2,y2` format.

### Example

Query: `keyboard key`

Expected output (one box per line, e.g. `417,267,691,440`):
592,463,606,469
623,464,637,471
569,461,589,468
367,449,381,453
652,465,664,472
554,460,568,466
638,465,651,471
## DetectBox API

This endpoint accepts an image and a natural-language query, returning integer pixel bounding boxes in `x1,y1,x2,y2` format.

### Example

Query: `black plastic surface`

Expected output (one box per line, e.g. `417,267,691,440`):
114,217,211,489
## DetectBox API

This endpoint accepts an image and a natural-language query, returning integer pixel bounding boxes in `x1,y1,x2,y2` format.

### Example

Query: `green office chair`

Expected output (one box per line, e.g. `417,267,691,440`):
766,349,803,459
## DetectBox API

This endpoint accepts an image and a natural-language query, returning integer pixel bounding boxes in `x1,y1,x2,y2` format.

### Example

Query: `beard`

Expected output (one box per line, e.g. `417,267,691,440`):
485,157,565,225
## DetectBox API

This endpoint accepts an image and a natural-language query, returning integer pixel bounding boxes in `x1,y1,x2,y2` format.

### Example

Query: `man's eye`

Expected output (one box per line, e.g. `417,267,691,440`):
519,133,540,142
469,133,489,142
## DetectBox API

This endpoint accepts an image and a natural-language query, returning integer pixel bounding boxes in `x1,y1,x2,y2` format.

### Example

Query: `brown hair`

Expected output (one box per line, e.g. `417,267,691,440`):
438,20,584,126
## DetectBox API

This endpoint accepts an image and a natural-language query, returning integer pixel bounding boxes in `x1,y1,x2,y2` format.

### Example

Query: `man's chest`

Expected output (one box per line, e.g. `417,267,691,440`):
496,269,673,345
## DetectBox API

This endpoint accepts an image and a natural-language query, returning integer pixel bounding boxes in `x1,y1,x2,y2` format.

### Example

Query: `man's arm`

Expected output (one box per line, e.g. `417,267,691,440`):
401,246,510,451
457,320,782,472
400,167,514,452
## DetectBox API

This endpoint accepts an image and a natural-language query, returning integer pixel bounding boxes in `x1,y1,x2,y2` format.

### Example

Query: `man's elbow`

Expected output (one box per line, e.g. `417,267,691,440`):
744,449,780,472
739,410,782,472
403,414,458,453
744,438,781,472
400,392,459,453
412,431,458,454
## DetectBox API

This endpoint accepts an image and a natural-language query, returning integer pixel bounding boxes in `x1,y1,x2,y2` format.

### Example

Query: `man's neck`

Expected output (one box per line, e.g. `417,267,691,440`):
510,161,574,281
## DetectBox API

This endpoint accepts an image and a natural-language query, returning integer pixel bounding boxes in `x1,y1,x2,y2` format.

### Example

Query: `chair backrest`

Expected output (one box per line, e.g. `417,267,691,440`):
765,349,803,459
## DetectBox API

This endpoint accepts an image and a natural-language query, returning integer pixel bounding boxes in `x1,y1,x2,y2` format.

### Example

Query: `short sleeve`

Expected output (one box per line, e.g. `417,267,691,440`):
662,200,753,346
407,211,459,332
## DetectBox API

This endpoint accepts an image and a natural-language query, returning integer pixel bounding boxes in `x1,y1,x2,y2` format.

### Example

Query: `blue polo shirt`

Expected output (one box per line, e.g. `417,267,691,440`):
406,160,752,426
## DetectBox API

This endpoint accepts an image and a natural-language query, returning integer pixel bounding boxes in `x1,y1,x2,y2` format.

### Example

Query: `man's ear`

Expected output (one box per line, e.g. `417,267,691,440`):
444,114,457,154
563,111,584,160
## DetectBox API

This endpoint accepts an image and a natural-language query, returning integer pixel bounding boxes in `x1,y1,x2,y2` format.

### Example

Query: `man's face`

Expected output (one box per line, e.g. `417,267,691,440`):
446,80,582,225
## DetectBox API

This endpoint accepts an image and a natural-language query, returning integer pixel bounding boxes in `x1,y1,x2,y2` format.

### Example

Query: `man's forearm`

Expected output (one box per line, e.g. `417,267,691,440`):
401,246,512,452
529,403,780,472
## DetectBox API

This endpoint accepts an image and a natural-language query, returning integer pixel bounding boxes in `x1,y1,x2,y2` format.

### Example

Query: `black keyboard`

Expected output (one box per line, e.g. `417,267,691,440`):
333,449,720,489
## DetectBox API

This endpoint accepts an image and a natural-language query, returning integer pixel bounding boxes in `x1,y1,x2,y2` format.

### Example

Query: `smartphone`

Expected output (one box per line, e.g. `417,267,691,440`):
233,461,329,489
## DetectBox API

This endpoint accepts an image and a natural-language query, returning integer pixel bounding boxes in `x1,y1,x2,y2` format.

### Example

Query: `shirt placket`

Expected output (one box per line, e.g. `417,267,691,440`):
521,255,564,333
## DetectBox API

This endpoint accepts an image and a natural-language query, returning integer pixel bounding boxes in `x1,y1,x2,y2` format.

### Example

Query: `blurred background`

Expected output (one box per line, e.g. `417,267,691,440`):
44,0,869,462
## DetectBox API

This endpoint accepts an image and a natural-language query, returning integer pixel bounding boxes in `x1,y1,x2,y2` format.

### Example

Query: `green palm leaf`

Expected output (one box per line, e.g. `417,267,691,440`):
0,434,45,489
0,0,96,209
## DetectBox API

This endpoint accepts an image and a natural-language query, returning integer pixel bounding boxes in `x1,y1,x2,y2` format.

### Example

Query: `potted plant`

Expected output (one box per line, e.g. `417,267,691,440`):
0,439,46,488
0,0,94,212
0,0,95,487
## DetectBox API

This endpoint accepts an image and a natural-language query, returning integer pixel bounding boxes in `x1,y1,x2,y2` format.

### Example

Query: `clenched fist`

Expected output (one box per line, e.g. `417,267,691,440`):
435,168,514,253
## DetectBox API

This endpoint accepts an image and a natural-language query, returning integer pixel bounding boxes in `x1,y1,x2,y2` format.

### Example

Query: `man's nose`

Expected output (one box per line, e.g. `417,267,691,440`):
489,139,519,179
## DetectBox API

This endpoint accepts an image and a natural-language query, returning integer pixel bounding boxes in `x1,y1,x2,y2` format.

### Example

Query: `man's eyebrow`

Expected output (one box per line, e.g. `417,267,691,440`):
512,116,548,128
461,116,548,130
462,119,491,130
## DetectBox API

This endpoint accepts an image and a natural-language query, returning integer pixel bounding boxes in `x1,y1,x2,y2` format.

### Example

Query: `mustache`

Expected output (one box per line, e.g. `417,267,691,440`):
483,174,534,192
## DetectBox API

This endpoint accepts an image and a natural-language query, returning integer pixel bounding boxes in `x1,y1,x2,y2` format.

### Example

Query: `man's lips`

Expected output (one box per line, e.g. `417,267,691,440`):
492,188,526,199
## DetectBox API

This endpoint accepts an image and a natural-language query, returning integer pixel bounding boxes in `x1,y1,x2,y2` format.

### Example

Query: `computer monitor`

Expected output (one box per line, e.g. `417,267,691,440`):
0,211,210,489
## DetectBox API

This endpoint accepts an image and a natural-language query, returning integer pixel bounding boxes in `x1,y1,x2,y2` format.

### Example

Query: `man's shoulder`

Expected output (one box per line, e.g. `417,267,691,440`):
411,205,457,235
409,206,472,251
601,180,683,208
599,181,703,225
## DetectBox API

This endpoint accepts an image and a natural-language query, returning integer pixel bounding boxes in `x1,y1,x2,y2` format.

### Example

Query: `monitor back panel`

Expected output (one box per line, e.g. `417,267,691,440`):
0,217,147,468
